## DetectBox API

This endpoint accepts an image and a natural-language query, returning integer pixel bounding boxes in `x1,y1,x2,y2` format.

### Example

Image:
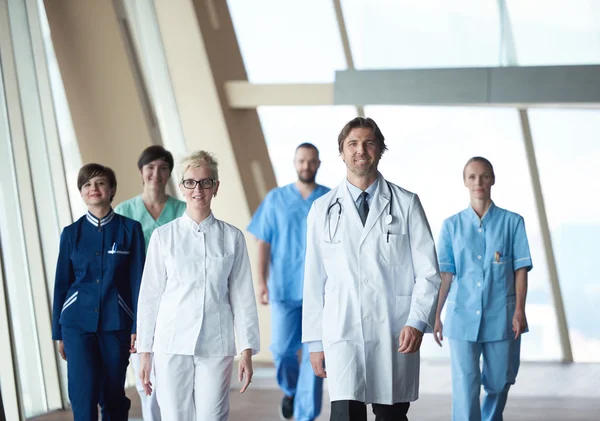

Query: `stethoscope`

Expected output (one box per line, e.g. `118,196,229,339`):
326,181,394,243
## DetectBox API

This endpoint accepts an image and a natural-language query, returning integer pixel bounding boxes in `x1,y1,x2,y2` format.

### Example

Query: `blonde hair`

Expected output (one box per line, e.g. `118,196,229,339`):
180,150,219,181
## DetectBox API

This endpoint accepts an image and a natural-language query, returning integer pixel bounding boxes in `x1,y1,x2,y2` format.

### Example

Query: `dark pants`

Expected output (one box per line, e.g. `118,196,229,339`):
62,326,131,421
330,400,410,421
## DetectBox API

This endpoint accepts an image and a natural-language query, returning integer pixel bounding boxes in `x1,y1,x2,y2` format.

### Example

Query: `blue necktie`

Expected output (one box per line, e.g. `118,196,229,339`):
358,192,369,226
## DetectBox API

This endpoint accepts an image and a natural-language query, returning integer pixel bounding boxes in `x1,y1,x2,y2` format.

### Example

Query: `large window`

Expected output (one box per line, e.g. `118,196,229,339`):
0,0,73,416
506,0,600,65
341,0,501,69
227,0,346,83
0,39,48,419
529,109,600,362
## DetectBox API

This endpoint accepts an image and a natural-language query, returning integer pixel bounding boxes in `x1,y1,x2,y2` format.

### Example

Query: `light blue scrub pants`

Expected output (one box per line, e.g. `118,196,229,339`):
449,337,521,421
271,301,323,421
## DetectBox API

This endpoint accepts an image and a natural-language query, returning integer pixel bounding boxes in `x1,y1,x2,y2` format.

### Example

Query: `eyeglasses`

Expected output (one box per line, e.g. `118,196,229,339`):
181,178,216,189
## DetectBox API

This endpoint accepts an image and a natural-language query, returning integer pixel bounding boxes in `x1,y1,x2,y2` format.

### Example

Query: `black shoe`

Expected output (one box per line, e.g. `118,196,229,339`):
279,395,294,420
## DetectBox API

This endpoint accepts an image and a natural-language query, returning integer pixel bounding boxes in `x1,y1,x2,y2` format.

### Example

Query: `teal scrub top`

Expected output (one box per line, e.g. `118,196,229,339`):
115,195,186,249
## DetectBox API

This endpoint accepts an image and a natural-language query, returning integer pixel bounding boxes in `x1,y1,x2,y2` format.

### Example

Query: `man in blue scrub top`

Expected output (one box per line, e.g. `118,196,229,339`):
248,143,329,421
434,157,533,421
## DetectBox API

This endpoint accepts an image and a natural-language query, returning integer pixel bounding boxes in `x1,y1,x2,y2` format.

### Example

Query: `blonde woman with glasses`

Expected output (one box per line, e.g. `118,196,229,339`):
136,151,260,421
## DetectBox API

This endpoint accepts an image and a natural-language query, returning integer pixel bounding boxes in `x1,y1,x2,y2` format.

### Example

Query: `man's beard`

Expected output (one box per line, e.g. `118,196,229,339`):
298,173,316,184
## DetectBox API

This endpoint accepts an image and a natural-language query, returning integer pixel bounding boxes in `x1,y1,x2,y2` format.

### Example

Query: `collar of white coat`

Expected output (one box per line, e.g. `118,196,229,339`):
336,172,389,202
467,200,496,227
333,173,392,242
345,177,379,205
182,211,216,232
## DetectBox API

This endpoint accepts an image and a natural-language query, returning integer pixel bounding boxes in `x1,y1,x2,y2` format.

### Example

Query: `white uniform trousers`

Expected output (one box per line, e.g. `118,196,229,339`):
154,353,235,421
131,353,161,421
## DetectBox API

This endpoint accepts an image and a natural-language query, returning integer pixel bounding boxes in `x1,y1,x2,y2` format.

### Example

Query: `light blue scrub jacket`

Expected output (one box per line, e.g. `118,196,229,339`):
248,183,330,302
437,202,533,342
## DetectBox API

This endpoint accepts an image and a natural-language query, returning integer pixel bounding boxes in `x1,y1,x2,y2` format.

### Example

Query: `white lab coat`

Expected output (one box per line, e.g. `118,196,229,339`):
302,174,441,404
136,212,260,356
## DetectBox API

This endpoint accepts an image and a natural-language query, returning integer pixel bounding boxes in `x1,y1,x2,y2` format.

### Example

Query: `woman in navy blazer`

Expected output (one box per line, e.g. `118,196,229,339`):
52,163,145,421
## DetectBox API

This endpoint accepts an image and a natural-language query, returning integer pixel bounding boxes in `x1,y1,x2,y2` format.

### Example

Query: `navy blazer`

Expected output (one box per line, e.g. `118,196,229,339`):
51,210,145,340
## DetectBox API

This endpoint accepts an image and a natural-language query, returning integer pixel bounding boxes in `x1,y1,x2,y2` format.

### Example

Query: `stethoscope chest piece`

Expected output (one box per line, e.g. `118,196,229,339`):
384,214,393,225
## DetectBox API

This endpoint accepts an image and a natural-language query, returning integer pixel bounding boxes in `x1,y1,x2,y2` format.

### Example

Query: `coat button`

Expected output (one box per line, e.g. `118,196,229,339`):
477,282,481,287
94,308,99,312
96,279,100,284
477,255,482,260
478,228,482,233
476,310,481,315
96,251,100,256
363,279,368,284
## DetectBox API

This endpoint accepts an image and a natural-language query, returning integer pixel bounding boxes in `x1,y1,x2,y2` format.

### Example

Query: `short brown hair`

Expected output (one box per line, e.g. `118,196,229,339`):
77,163,118,202
337,117,387,157
463,156,495,180
137,145,175,172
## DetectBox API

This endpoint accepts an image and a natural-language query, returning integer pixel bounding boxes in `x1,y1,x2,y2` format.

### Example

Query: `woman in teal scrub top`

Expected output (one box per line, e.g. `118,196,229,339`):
113,145,186,421
115,146,186,250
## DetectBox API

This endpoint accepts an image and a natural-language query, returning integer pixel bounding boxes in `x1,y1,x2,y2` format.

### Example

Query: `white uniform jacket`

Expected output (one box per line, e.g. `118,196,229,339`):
137,212,260,356
302,174,441,404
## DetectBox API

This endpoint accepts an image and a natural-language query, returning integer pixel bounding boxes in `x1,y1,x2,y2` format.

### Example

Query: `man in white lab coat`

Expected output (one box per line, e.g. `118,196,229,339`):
302,117,441,421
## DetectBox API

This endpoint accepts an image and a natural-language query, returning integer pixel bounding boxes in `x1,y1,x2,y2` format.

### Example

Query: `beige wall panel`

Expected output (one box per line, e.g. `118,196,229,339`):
154,0,277,362
43,0,153,203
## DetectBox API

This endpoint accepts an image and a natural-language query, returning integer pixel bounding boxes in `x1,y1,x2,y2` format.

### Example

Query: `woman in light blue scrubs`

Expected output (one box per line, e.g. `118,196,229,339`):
113,145,185,421
434,156,533,421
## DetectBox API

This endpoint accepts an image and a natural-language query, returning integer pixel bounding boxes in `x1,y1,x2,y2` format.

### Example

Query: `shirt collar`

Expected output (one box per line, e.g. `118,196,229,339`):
86,209,115,227
346,177,379,203
468,201,496,226
183,211,216,233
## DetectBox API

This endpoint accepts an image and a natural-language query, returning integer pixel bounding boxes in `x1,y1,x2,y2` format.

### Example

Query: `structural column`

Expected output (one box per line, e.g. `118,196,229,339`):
44,0,156,203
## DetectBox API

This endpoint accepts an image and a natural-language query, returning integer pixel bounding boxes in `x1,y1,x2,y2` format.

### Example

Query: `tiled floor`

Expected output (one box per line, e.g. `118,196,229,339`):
30,362,600,421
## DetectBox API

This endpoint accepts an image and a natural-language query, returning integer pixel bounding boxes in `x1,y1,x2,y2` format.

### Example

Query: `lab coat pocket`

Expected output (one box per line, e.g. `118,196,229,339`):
394,295,412,334
380,232,409,266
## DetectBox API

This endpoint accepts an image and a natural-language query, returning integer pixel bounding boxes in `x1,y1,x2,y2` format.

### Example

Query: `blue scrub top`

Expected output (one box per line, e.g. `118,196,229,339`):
437,202,533,342
248,183,330,302
51,210,146,340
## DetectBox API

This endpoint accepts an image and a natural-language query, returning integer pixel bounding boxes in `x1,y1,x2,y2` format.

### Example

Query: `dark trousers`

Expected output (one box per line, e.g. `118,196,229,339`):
330,400,410,421
62,326,131,421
